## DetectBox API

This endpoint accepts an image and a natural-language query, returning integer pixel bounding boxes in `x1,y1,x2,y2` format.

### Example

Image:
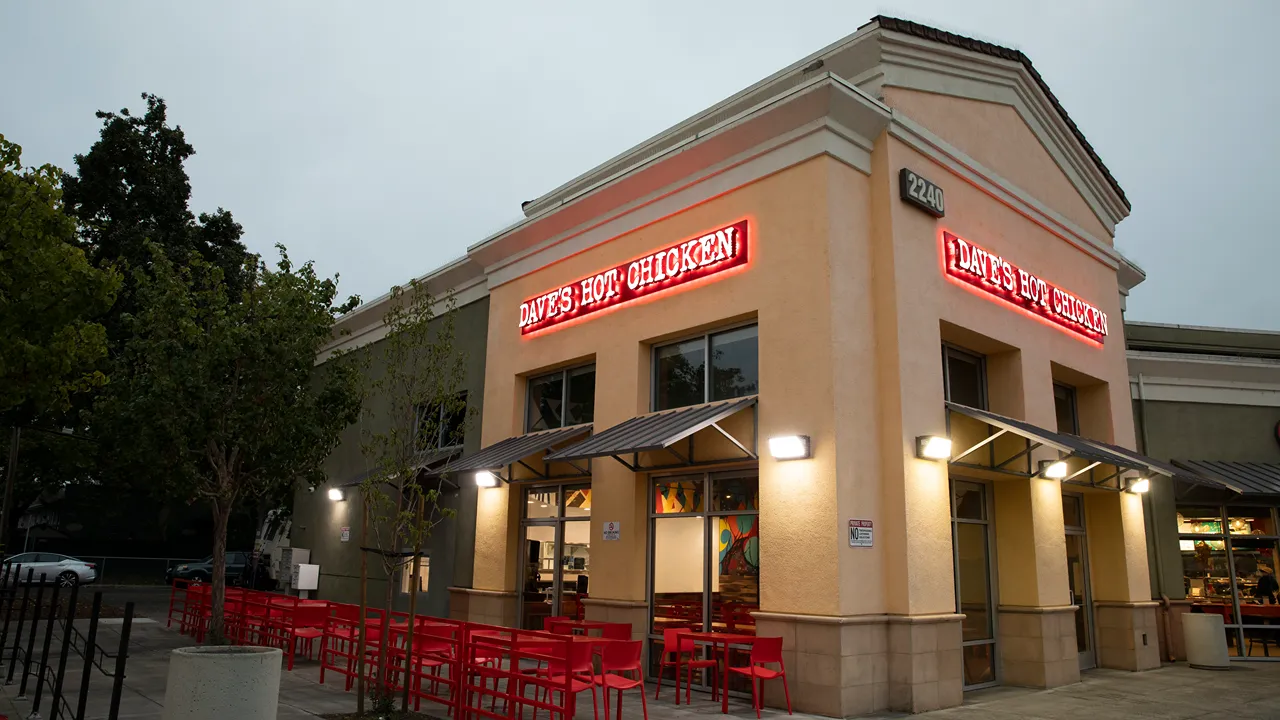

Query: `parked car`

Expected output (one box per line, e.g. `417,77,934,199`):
2,553,98,588
165,552,251,586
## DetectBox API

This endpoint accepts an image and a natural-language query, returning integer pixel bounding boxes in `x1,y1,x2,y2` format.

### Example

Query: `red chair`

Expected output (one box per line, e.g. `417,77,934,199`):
600,623,631,641
545,616,572,635
727,636,791,718
595,640,647,720
541,640,599,720
273,601,329,671
654,629,717,705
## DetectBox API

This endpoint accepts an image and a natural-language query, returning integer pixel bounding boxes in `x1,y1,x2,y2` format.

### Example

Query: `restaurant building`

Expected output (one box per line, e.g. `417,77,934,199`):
1126,321,1280,661
439,15,1170,716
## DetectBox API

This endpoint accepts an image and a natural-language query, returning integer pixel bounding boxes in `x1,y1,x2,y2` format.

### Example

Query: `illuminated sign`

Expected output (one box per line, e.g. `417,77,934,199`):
944,232,1108,343
519,220,749,334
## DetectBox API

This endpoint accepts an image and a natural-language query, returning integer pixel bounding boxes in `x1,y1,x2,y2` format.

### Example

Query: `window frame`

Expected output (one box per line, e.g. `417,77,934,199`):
949,477,1000,690
525,364,596,433
416,391,469,452
398,551,430,595
941,344,988,410
651,322,759,412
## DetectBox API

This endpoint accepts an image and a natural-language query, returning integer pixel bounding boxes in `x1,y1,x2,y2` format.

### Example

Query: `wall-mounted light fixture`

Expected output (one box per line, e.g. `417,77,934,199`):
915,435,952,461
475,471,499,488
327,488,345,502
1128,477,1150,494
768,435,811,460
1039,460,1068,480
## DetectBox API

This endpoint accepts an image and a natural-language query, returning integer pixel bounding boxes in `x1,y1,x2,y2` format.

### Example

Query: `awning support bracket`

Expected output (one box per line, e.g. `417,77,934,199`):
953,429,1009,463
516,459,547,480
996,441,1041,471
709,422,757,460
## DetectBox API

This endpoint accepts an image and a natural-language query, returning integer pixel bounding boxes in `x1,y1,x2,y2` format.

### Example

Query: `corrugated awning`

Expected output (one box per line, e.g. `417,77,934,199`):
946,403,1140,470
1173,460,1280,496
340,447,460,488
546,396,757,465
1067,437,1236,492
442,424,592,474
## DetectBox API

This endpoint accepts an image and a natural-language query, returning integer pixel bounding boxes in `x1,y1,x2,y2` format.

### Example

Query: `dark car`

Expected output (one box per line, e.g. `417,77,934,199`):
165,552,251,585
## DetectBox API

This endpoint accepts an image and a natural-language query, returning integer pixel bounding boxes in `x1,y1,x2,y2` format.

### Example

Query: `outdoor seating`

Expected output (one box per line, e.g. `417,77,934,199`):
596,640,647,720
726,635,791,718
654,627,717,704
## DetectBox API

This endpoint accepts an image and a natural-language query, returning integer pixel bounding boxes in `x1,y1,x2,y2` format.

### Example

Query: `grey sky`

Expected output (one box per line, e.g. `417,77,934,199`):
4,1,1277,330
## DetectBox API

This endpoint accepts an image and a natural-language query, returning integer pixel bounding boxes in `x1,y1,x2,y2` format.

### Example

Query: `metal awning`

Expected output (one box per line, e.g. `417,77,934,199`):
1173,460,1280,496
340,447,460,488
1067,437,1237,492
441,424,593,480
545,396,758,471
945,402,1145,488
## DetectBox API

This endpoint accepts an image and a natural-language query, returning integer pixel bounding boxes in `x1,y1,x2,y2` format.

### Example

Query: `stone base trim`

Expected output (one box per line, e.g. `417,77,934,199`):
447,587,517,626
997,605,1080,689
1096,603,1161,672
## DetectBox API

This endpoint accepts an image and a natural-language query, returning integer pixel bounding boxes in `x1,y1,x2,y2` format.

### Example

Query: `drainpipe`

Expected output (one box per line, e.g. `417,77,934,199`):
1137,373,1176,662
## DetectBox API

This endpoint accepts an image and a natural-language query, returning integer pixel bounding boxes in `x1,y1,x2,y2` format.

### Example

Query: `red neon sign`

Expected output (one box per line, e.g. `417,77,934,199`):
519,220,749,335
944,232,1108,343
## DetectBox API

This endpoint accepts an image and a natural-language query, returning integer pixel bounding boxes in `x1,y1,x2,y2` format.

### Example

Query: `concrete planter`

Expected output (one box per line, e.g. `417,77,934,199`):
1182,612,1230,670
162,646,281,720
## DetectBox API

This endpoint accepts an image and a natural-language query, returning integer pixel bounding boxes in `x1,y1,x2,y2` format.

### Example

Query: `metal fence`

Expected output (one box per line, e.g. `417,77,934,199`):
0,563,134,720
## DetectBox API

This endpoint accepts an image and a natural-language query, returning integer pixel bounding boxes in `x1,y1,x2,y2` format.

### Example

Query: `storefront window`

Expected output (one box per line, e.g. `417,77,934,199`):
649,472,759,690
951,479,996,688
1180,503,1280,659
942,346,986,409
398,554,429,594
653,325,758,411
526,365,595,432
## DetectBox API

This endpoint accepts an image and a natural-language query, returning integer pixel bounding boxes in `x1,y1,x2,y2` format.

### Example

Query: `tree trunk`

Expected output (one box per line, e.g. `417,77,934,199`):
377,566,394,703
401,499,425,711
356,499,368,715
208,500,232,643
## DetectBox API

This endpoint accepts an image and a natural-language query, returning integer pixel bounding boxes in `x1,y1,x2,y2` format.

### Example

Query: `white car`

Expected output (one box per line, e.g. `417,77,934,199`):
3,553,98,588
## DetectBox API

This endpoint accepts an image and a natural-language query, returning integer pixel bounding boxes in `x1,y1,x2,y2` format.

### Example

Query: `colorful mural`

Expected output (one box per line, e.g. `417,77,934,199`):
718,514,759,575
655,480,703,513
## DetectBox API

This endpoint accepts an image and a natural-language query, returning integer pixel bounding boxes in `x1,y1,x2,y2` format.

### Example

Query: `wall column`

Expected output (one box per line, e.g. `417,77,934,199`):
1085,491,1161,671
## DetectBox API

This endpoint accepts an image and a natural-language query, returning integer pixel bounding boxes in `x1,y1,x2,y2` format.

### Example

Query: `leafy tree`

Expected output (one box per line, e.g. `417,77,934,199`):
357,280,467,712
94,244,361,641
0,135,119,415
61,93,249,333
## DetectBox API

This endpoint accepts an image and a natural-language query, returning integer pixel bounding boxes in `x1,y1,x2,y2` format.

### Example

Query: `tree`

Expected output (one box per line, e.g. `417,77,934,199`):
0,135,119,415
61,93,249,333
94,243,361,641
357,280,468,712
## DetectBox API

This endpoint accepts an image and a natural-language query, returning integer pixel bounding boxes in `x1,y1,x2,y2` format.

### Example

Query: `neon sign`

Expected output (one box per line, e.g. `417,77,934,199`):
519,220,749,334
944,232,1108,343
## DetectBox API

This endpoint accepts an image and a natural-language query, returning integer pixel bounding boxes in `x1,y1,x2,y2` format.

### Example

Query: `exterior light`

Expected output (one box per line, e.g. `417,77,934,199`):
916,435,952,461
475,471,499,488
768,435,810,460
1039,460,1068,480
1129,478,1150,494
327,488,345,502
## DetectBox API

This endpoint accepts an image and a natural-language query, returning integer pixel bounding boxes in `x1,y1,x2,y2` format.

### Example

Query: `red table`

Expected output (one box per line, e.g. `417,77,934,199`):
679,631,757,714
549,619,611,635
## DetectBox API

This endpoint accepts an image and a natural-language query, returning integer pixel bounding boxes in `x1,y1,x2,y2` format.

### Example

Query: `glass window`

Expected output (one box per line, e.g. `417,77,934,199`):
652,516,706,634
1228,508,1276,536
953,482,985,521
942,346,986,409
1062,494,1083,529
417,391,468,450
1178,507,1224,535
1053,383,1078,434
710,326,759,402
525,487,559,520
956,523,992,640
654,325,758,411
527,365,595,431
655,339,706,411
564,487,591,518
655,478,704,514
713,475,759,512
1182,537,1230,601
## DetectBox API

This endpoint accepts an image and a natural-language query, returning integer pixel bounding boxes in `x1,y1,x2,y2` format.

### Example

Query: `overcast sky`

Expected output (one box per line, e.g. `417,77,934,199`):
4,1,1277,330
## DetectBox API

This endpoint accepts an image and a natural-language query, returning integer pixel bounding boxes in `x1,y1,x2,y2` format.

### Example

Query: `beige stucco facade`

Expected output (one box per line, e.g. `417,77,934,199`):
448,17,1156,717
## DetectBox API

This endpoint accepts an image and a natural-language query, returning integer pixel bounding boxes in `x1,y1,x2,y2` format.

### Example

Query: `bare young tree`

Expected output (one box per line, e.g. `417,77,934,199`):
355,279,468,712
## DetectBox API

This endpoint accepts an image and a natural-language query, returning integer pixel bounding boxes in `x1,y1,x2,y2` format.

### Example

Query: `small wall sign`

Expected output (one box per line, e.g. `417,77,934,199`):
899,168,945,218
340,526,350,543
849,519,873,548
602,521,621,541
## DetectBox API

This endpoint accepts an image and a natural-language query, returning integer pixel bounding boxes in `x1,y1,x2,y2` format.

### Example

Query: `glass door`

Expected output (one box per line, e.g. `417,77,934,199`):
648,471,760,693
951,479,998,689
1062,494,1096,670
518,484,591,630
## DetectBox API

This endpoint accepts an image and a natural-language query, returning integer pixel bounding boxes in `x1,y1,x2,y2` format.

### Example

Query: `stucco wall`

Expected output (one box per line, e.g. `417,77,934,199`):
292,295,489,616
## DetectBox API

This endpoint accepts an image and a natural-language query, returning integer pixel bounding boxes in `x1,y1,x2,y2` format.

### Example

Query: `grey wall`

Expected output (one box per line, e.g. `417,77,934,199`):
292,295,489,616
1136,399,1280,599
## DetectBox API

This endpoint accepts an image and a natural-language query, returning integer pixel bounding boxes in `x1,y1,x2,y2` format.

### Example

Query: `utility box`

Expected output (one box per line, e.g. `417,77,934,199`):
295,563,319,592
279,547,310,591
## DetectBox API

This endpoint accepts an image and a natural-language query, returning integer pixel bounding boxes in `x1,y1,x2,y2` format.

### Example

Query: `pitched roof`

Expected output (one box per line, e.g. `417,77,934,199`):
870,16,1129,210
